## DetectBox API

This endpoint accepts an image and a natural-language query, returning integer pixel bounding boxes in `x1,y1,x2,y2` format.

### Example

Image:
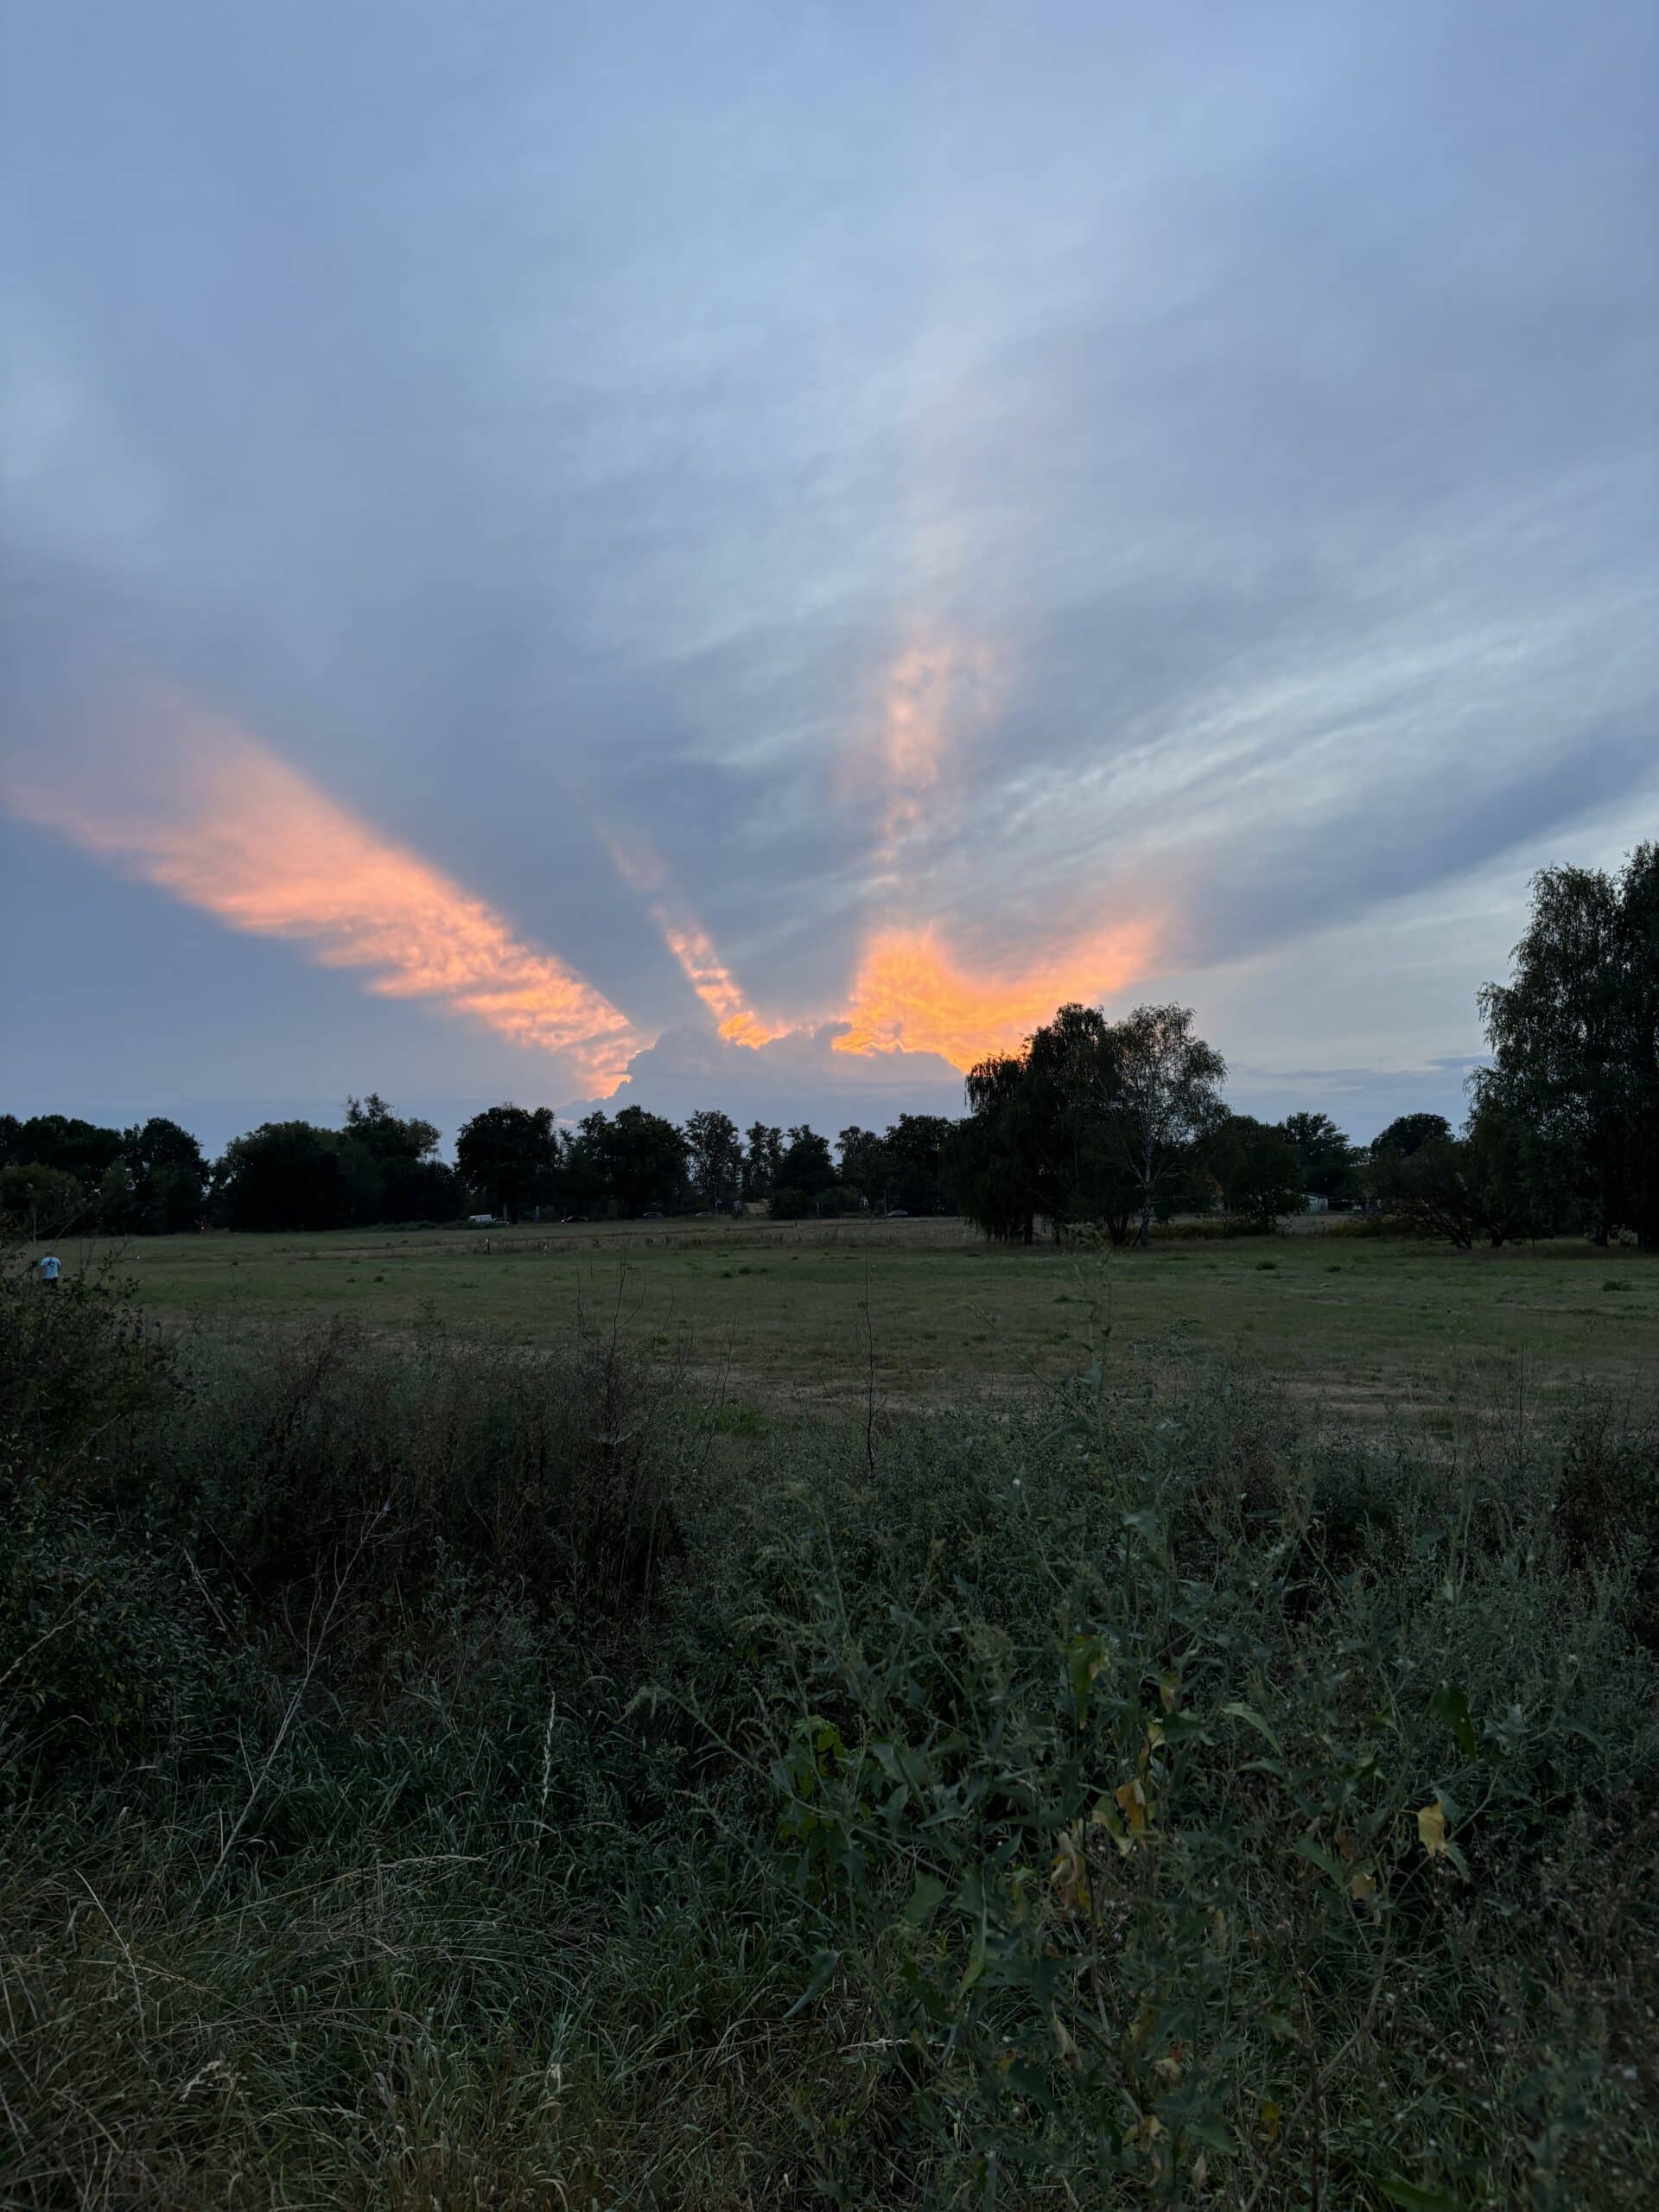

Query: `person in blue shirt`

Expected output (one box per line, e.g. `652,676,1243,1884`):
38,1255,60,1290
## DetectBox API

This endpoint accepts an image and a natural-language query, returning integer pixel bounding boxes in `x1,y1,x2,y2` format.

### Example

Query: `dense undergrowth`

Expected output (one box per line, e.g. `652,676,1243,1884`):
1,1262,1656,2208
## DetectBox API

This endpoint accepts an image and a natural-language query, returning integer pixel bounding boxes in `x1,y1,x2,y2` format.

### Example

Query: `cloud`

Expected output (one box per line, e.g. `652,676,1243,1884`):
836,917,1161,1071
2,2,1655,1135
850,629,1003,868
605,834,788,1046
594,1018,967,1131
6,696,645,1092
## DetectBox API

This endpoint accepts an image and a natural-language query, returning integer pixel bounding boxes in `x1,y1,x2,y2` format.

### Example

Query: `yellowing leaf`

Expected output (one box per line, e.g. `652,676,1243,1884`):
1259,2099,1282,2145
1090,1797,1135,1857
1417,1801,1450,1859
1350,1869,1376,1902
1051,1825,1092,1914
1115,1776,1154,1836
1152,2052,1183,2086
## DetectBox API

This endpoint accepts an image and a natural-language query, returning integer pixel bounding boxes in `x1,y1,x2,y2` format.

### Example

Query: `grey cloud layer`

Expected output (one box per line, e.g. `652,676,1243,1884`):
3,0,1655,1125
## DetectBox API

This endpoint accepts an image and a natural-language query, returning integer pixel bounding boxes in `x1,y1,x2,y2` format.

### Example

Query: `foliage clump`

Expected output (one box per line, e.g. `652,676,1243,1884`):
1,1268,1655,2207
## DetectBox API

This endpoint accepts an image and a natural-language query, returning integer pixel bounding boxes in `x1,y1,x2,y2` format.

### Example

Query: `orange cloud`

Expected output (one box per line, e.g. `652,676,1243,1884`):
9,704,645,1091
834,918,1160,1072
607,835,786,1047
660,916,788,1046
861,632,1000,860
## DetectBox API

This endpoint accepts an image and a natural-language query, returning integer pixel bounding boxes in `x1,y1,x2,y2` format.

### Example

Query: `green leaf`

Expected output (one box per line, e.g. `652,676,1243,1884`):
1223,1701,1282,1752
957,1936,987,1998
903,1872,949,1928
785,1948,841,2018
1429,1681,1478,1761
1379,2179,1459,2210
1157,1709,1212,1743
1185,2113,1237,2154
1294,1832,1348,1885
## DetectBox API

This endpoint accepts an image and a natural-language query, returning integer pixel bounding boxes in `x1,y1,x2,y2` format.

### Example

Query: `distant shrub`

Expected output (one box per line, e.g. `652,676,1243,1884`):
1159,1215,1277,1241
0,1163,86,1237
1324,1211,1409,1237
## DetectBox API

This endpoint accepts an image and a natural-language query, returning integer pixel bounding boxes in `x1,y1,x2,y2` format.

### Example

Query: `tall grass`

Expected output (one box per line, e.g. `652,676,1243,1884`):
1,1262,1655,2206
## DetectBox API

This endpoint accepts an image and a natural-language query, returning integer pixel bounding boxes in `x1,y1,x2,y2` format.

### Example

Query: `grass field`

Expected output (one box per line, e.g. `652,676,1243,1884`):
61,1212,1659,1425
6,1242,1657,2207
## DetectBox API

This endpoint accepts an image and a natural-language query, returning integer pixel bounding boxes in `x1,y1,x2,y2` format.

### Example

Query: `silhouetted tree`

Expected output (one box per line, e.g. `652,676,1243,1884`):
456,1104,559,1219
683,1109,743,1210
214,1122,351,1232
344,1094,442,1164
1477,843,1659,1246
1202,1114,1304,1231
1371,1113,1452,1160
835,1126,890,1209
8,1116,124,1200
953,1004,1144,1245
334,1096,460,1222
1280,1111,1357,1203
1112,1004,1227,1243
779,1126,836,1208
120,1117,208,1232
582,1106,689,1217
0,1163,86,1238
742,1123,784,1203
884,1113,954,1214
950,1048,1044,1243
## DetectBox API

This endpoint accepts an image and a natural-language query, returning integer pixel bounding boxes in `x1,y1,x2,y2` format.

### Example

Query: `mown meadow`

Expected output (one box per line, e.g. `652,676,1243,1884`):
46,1211,1659,1424
2,1244,1656,2208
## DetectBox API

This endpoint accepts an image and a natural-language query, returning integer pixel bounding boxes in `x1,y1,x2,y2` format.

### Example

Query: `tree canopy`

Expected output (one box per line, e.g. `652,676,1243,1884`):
1281,1111,1357,1202
950,1002,1224,1246
683,1109,742,1211
1201,1114,1305,1232
1476,843,1658,1246
455,1105,558,1219
1371,1113,1452,1159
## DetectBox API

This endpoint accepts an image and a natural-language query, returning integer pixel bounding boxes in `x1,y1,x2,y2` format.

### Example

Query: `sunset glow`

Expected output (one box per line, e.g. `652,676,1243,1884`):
834,918,1160,1071
10,711,645,1092
607,836,786,1047
5,699,1169,1095
866,633,999,860
661,918,788,1046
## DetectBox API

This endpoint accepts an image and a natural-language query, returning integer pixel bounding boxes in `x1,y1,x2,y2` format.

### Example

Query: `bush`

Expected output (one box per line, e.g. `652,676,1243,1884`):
1550,1405,1659,1646
1,1281,1655,2208
0,1256,176,1453
1160,1214,1281,1241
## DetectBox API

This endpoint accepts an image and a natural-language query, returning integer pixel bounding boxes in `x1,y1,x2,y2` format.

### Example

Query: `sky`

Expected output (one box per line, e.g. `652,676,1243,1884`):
3,0,1655,1156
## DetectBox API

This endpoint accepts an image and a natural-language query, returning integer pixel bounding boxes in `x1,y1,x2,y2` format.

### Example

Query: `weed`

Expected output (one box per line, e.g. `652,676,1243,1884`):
0,1267,1654,2207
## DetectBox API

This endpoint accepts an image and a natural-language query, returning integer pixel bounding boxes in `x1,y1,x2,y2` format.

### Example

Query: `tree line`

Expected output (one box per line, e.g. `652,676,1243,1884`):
0,1094,960,1236
4,844,1654,1246
948,846,1656,1250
